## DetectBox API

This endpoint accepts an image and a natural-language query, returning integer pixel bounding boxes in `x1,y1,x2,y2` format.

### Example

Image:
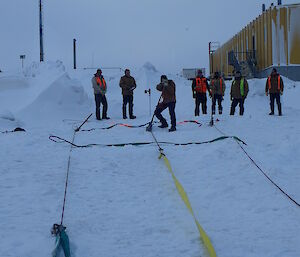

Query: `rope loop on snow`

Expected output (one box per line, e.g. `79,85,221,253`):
78,120,202,132
49,135,245,149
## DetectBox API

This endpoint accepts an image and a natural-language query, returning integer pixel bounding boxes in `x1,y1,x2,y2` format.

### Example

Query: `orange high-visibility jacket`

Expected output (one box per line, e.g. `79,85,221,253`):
96,77,106,90
195,77,207,93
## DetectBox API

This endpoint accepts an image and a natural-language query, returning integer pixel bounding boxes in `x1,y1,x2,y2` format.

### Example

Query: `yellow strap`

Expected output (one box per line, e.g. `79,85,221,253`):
159,153,217,257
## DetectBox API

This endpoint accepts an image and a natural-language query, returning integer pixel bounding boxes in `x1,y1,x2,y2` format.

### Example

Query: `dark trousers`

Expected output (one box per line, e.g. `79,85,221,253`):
270,93,282,114
212,94,223,114
155,102,176,128
195,93,207,116
230,98,245,115
123,95,134,117
95,94,108,120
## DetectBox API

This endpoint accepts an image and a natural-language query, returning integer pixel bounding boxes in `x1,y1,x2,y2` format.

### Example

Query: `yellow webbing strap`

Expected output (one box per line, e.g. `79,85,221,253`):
159,152,217,257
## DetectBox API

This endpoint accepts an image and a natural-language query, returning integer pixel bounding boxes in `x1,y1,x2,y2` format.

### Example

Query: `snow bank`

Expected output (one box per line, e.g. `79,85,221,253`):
24,60,66,79
0,61,67,114
19,73,91,123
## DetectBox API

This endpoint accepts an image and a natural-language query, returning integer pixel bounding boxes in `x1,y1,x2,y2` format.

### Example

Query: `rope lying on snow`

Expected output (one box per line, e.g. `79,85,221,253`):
49,135,246,148
79,120,202,132
52,113,93,257
149,130,217,257
213,124,300,208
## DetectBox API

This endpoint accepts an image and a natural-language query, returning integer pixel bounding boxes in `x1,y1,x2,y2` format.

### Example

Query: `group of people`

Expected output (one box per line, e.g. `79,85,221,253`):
91,68,177,132
91,67,284,133
191,68,284,117
92,68,137,120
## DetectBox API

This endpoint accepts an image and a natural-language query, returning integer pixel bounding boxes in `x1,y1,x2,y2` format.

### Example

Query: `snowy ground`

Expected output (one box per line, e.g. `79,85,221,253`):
1,62,299,257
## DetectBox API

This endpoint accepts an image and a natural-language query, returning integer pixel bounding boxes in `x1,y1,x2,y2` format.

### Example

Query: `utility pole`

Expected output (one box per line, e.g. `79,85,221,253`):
73,39,77,69
39,0,44,62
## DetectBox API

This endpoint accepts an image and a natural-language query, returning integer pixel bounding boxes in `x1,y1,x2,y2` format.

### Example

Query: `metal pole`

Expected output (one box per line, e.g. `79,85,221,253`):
73,39,77,69
209,42,211,75
39,0,44,62
149,89,151,117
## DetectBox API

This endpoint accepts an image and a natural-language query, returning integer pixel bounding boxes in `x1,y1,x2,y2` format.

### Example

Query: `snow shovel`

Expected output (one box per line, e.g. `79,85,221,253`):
146,94,162,132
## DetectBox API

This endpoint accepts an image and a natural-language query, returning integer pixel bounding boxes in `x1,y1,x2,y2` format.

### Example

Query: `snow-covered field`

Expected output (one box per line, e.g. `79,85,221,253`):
1,62,299,257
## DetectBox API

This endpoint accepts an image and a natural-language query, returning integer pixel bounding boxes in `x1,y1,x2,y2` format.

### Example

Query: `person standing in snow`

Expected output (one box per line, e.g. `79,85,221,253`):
119,69,137,119
154,75,176,132
192,69,210,116
92,69,110,120
210,71,226,115
265,68,284,116
230,71,249,116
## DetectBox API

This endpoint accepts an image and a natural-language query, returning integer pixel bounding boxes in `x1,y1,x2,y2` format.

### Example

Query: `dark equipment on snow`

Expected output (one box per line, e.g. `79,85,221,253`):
1,127,26,134
14,127,26,132
146,94,162,132
51,224,71,257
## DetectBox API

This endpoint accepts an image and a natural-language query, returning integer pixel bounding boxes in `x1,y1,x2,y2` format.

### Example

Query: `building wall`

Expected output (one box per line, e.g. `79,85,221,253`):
210,3,300,81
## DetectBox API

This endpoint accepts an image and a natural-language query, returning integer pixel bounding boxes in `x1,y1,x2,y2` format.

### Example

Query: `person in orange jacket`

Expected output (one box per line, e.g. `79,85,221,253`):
210,72,226,115
92,69,110,120
265,68,284,116
191,70,211,116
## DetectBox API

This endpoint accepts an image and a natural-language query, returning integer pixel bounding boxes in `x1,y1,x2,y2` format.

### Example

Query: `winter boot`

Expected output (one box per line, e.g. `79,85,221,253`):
96,108,101,120
129,103,136,119
230,107,235,115
212,106,215,115
269,104,274,115
168,126,176,132
219,105,223,115
122,105,127,119
239,107,244,116
278,104,282,116
158,119,168,128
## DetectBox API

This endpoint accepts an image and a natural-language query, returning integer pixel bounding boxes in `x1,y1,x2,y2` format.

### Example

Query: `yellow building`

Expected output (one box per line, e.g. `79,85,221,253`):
210,2,300,81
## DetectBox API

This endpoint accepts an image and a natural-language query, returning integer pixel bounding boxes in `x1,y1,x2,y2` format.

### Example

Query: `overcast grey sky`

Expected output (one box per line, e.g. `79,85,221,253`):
0,0,298,73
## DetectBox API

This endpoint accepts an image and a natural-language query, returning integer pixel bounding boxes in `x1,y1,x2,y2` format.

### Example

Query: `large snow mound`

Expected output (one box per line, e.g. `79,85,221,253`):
19,73,91,122
24,60,66,78
0,61,69,114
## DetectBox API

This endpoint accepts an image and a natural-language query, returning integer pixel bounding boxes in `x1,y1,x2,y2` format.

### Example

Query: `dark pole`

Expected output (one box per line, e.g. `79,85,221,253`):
73,39,77,69
39,0,44,62
209,42,211,75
